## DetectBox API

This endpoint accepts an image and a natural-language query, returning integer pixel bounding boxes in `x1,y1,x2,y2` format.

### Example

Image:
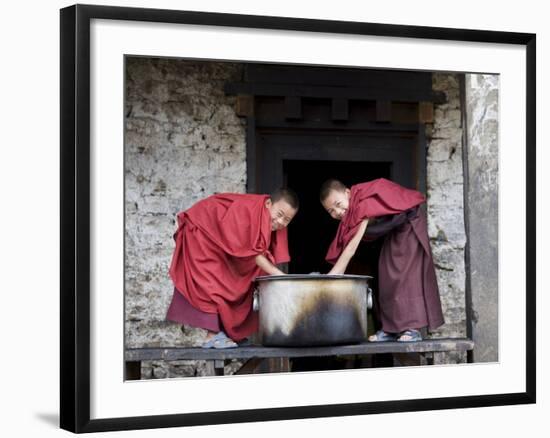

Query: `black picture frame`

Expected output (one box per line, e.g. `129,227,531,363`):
60,4,536,433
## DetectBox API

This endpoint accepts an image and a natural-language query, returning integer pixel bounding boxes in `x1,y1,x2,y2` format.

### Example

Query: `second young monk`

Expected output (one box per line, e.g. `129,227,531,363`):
320,178,444,342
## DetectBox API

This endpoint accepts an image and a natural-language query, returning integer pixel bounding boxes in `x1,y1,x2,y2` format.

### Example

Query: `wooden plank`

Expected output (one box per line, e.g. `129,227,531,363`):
392,353,422,367
331,98,349,121
267,357,291,373
244,64,433,92
422,352,435,365
245,116,258,194
417,124,428,194
125,338,474,362
235,95,254,117
234,358,266,375
238,66,441,102
285,96,302,119
225,82,446,103
419,101,434,123
281,357,291,372
254,119,419,131
376,100,392,122
204,361,216,376
205,360,225,376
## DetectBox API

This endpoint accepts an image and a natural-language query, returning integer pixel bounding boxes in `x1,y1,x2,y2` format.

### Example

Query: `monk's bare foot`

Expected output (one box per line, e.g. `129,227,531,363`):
396,329,422,342
368,330,396,342
204,330,217,341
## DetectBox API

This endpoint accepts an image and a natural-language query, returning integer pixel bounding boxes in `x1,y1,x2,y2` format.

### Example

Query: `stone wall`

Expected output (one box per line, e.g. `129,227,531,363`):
463,74,499,362
426,73,468,364
124,58,247,378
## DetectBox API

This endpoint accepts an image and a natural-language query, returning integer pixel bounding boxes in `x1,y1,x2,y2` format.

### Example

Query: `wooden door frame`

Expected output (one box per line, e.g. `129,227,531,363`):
248,124,427,195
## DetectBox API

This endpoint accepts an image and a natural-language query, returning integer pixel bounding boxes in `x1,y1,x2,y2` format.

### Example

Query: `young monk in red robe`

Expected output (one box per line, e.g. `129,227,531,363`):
166,188,299,348
320,178,444,342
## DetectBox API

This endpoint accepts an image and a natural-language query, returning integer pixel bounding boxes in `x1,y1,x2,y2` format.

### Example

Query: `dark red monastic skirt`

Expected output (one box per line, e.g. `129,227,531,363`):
376,210,444,333
166,287,221,333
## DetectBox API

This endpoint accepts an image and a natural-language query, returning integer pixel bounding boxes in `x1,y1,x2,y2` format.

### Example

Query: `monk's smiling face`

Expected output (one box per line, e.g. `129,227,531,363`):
321,188,351,221
265,199,297,231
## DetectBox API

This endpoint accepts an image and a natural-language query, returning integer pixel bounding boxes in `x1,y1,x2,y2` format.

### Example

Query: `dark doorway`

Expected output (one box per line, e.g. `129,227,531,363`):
284,159,391,289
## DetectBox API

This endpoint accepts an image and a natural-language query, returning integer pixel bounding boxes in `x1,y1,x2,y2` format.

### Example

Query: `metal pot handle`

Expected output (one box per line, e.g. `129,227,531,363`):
367,286,373,309
253,288,260,312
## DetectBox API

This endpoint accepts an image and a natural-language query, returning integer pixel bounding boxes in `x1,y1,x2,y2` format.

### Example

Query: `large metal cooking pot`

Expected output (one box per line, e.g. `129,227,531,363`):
254,274,373,347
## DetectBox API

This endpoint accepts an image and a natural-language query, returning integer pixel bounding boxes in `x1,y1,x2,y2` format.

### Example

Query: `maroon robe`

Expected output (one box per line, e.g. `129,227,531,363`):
326,179,444,332
167,193,290,341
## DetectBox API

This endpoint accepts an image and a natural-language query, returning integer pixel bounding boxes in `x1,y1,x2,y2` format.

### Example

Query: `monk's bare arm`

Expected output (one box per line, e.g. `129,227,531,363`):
255,254,285,276
328,219,369,275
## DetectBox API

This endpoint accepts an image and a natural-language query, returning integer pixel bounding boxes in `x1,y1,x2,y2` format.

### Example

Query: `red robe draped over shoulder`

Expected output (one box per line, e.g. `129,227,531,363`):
326,178,444,332
168,193,290,341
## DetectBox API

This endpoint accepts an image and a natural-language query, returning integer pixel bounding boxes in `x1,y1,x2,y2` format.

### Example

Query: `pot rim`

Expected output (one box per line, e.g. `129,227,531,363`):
255,274,373,281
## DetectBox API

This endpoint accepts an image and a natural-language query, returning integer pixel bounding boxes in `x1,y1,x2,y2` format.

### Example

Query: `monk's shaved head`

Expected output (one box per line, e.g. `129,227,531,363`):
270,187,299,210
319,179,347,202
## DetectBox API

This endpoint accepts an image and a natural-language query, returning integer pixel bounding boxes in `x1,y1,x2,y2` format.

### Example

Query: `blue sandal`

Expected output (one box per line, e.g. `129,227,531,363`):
201,331,238,349
368,330,397,342
397,329,422,342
